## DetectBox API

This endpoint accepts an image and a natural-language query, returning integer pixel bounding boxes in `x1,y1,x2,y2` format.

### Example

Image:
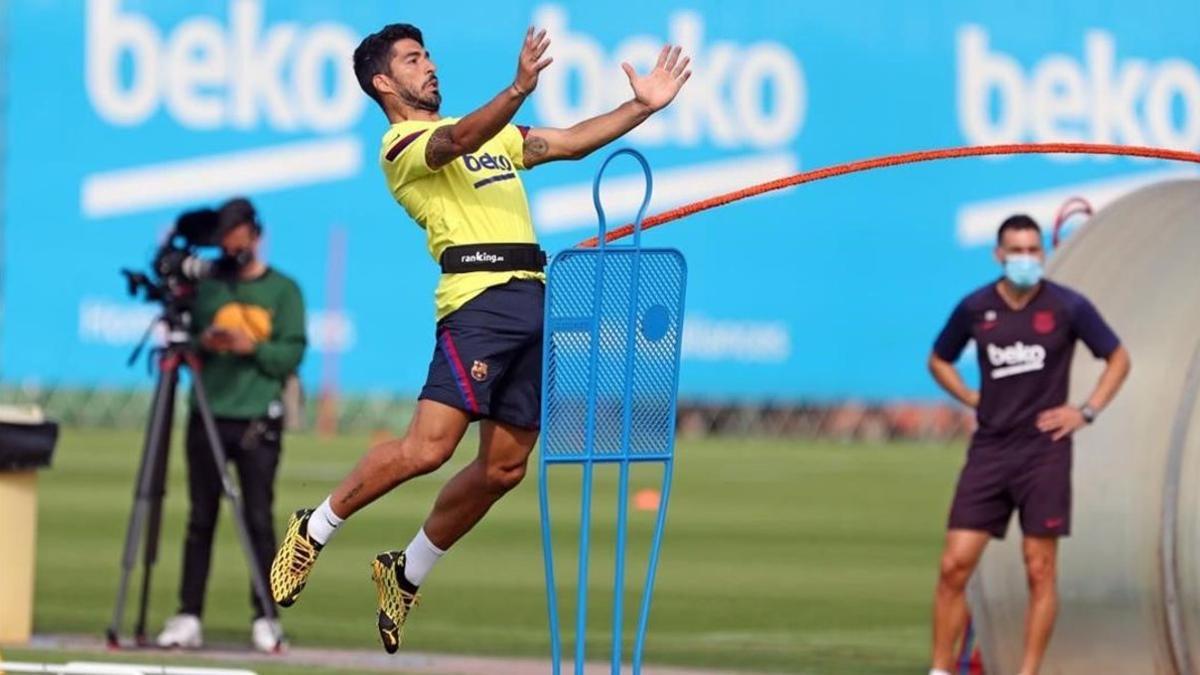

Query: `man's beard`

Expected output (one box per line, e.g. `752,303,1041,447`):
400,84,441,113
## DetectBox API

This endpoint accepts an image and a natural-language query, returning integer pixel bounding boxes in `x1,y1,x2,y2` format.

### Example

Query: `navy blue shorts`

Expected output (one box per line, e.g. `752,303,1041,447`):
947,433,1072,539
419,279,545,430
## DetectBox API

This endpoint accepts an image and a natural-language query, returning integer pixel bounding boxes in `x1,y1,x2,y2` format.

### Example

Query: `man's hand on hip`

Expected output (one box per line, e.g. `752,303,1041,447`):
1037,405,1086,441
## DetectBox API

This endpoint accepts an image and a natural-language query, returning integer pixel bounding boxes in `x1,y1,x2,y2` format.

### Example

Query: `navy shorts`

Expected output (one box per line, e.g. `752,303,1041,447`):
419,279,545,430
947,433,1072,539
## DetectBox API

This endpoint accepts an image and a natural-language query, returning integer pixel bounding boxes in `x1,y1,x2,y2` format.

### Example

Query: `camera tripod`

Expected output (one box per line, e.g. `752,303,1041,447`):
106,311,282,649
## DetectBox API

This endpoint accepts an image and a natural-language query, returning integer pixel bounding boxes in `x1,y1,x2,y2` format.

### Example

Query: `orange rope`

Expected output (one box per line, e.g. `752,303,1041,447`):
575,142,1200,248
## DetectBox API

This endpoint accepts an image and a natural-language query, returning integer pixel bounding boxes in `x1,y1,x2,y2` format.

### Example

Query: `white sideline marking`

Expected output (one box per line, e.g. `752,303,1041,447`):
0,661,257,675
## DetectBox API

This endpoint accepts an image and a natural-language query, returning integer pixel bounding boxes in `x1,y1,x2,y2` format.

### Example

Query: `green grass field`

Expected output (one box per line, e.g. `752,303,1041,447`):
13,427,965,673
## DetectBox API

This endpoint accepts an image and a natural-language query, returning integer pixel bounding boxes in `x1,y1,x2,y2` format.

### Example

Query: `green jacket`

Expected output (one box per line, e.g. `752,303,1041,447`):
190,268,306,419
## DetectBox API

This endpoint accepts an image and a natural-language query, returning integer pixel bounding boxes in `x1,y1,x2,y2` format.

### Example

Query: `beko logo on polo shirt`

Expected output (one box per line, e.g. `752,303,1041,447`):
987,341,1047,379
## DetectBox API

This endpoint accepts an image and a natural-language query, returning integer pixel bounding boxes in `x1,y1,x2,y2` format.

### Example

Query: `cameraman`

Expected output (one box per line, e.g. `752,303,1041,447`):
156,197,306,652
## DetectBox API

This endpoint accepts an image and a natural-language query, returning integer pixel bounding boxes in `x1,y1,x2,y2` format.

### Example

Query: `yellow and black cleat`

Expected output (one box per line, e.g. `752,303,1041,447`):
270,509,322,607
371,550,420,654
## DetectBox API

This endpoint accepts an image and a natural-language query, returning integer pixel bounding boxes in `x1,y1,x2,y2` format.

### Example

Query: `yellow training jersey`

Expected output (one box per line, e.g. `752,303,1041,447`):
379,117,543,321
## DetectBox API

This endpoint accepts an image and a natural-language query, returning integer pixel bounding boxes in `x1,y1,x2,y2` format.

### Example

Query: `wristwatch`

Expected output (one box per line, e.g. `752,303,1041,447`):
1080,404,1098,424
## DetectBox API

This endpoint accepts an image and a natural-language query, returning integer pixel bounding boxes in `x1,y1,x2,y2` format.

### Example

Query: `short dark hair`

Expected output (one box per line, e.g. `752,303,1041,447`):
353,23,424,110
216,196,261,236
997,214,1041,245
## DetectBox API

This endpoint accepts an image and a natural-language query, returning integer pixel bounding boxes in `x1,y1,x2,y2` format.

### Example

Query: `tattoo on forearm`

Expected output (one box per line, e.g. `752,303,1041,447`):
425,125,459,169
523,134,549,166
340,483,364,505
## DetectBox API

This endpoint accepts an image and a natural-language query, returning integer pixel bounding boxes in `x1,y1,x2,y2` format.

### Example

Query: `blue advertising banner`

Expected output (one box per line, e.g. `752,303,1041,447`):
3,1,1198,400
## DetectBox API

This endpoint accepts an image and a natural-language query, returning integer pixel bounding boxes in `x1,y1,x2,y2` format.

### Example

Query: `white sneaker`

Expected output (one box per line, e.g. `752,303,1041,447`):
251,617,285,653
156,614,202,649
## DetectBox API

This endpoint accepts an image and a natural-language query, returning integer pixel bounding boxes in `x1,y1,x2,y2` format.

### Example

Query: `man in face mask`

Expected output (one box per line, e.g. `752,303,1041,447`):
156,197,307,653
925,214,1131,675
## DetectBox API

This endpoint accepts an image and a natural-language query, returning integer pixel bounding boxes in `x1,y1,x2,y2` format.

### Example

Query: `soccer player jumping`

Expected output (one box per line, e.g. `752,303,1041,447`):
927,215,1131,675
270,23,691,652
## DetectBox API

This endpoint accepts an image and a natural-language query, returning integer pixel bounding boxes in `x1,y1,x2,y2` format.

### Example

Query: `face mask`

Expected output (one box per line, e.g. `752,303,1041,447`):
214,249,254,278
1004,254,1043,289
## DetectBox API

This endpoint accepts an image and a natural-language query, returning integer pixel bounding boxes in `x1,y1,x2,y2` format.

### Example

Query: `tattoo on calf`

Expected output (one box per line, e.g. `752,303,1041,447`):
524,134,549,165
341,483,364,505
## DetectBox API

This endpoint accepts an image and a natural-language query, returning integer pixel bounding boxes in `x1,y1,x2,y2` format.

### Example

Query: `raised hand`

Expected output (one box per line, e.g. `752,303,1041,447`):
513,27,553,96
621,45,692,112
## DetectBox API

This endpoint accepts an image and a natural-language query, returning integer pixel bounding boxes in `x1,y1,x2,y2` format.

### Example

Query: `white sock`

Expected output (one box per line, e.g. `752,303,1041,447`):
307,497,344,546
930,670,952,675
401,528,446,587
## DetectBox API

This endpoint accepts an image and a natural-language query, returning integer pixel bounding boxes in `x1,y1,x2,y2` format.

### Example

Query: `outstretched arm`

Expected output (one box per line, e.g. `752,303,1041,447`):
522,45,692,168
425,27,553,170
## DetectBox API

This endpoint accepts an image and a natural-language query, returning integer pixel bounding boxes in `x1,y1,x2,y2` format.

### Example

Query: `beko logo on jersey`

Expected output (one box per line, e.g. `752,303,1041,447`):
987,341,1047,380
463,153,514,173
464,152,517,190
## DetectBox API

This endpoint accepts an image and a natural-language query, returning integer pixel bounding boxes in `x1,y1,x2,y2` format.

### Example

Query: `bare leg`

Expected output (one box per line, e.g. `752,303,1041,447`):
1019,536,1059,675
422,419,538,549
328,400,471,519
931,529,991,670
